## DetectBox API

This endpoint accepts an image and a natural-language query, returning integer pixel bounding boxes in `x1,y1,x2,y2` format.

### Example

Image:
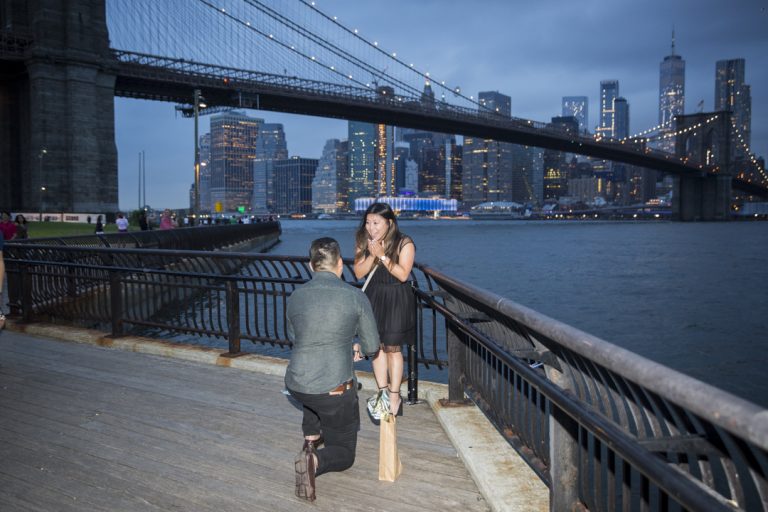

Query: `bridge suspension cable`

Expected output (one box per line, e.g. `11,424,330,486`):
729,116,768,184
106,0,484,111
624,119,673,141
297,0,481,107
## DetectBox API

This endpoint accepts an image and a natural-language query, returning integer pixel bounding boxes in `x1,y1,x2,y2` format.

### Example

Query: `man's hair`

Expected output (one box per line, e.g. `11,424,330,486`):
309,237,341,271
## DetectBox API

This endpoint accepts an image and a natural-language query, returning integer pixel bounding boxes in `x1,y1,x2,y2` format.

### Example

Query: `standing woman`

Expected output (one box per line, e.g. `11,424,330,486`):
14,215,28,240
95,215,105,235
354,203,416,417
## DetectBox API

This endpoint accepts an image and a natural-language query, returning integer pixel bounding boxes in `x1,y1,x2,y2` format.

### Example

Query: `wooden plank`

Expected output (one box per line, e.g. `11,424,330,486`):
0,332,490,511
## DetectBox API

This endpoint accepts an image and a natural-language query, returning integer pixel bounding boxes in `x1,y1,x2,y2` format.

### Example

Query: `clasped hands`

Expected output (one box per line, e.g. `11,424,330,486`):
367,238,386,260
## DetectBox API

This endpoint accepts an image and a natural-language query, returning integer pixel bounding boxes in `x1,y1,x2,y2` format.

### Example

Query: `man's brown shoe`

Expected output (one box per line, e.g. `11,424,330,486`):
294,441,317,501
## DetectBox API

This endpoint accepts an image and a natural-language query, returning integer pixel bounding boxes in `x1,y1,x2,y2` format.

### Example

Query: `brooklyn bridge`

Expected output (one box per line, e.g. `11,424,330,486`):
1,0,766,220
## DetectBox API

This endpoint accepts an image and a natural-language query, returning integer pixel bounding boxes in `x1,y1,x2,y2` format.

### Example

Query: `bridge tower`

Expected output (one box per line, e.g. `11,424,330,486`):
0,0,117,214
672,111,732,221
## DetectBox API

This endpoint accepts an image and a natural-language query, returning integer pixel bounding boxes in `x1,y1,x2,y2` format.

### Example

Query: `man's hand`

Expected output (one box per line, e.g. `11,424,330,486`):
353,342,363,362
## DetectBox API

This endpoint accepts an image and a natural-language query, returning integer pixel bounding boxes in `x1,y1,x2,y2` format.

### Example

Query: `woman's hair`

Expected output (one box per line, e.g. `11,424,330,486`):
354,202,406,263
14,214,26,224
309,237,341,272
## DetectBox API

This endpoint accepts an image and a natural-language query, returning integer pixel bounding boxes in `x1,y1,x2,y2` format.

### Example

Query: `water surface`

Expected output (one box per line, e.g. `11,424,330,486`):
270,219,768,407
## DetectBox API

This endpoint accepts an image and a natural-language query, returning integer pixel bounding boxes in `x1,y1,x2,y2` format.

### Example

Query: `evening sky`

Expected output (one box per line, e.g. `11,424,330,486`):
114,0,767,210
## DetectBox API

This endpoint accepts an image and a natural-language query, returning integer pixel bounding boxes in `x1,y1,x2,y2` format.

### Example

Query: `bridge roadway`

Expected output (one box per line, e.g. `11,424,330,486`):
0,322,548,512
112,51,768,198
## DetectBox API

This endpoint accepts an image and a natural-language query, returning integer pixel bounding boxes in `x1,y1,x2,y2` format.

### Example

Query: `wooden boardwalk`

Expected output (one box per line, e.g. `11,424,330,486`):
0,331,489,511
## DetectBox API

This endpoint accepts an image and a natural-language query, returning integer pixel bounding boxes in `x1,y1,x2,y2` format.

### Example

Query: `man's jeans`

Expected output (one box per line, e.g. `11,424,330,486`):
288,386,360,476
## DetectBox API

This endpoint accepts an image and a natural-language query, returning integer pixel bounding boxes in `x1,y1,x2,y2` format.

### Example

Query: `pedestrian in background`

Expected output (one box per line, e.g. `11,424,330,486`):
0,211,16,241
14,215,28,240
160,209,175,230
95,215,105,235
139,211,150,231
116,213,129,232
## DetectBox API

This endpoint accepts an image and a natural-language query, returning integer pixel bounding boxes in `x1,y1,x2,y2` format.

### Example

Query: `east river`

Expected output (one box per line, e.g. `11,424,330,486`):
268,219,768,408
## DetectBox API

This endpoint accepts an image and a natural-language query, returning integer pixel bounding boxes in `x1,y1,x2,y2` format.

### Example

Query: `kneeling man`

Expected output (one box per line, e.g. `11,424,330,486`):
285,237,379,501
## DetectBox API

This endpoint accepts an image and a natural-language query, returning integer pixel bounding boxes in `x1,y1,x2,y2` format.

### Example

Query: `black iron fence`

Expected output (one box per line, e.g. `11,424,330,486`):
15,222,281,251
2,246,766,511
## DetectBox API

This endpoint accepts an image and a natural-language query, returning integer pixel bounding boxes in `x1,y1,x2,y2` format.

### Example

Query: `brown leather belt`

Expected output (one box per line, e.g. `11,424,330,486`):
329,379,354,395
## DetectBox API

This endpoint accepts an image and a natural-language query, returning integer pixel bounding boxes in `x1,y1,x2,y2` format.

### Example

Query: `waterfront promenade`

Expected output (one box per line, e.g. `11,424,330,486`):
0,323,548,512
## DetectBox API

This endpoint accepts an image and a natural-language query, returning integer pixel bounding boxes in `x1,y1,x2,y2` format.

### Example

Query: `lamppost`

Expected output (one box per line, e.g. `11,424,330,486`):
193,89,206,226
40,186,46,221
38,148,47,220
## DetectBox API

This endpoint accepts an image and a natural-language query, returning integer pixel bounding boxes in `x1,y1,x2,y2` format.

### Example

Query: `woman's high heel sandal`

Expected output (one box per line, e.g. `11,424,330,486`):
367,386,390,421
388,389,403,417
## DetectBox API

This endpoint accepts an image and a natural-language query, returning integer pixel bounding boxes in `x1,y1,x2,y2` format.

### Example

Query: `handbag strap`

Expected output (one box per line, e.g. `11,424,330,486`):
361,263,378,292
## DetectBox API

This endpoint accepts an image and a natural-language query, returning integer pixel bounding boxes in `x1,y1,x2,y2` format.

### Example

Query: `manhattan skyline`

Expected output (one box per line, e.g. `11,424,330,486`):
115,0,768,209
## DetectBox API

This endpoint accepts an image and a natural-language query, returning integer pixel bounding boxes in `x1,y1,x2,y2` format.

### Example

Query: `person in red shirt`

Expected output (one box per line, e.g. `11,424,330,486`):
0,211,17,241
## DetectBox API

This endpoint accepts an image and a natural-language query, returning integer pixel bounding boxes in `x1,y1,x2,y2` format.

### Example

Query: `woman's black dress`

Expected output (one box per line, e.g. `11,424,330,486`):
364,239,416,347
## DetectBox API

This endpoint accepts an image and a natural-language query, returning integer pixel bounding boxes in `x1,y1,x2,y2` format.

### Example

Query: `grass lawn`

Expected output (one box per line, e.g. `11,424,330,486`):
23,221,119,238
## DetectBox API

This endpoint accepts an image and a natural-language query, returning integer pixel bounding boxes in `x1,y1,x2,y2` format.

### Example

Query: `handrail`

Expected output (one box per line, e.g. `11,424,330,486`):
417,264,768,450
413,262,768,511
10,222,281,251
3,246,766,511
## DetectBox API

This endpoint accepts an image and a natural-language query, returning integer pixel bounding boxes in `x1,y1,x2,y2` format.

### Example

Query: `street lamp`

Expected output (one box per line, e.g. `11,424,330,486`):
38,148,47,220
193,89,206,226
40,186,46,221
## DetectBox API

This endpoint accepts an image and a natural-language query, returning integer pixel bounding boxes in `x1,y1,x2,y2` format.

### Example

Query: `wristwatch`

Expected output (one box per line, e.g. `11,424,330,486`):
379,255,389,264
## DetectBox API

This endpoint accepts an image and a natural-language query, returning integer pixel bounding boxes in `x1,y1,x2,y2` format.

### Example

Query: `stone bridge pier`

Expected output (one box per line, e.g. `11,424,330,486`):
672,174,732,221
0,0,117,213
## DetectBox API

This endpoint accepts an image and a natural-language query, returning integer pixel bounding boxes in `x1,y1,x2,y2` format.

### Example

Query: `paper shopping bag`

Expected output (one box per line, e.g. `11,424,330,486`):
378,414,402,481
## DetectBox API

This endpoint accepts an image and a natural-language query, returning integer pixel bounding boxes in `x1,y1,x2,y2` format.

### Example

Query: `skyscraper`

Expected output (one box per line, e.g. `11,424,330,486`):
252,122,288,213
479,91,512,117
463,90,535,205
209,111,259,213
543,116,579,199
614,97,629,140
658,32,685,153
312,139,349,213
198,133,211,212
376,124,395,196
715,58,751,159
448,143,463,201
562,96,589,133
348,121,377,203
597,80,619,139
270,157,319,214
403,131,453,197
392,141,410,194
462,136,514,206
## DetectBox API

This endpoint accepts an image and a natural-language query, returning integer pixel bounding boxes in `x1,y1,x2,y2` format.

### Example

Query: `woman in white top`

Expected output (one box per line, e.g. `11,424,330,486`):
116,213,129,232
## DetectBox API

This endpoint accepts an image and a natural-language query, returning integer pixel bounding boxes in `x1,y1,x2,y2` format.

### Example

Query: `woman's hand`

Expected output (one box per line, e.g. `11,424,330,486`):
367,239,385,259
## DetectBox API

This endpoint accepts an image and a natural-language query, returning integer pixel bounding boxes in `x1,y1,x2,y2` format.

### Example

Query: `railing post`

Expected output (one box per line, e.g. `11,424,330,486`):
225,280,241,355
68,266,77,298
110,270,123,337
446,319,465,402
548,366,581,511
21,266,33,323
109,270,123,337
406,342,418,403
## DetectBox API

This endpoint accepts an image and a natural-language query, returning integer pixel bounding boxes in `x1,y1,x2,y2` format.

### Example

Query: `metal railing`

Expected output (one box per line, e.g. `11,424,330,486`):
14,222,281,251
3,247,766,511
418,265,768,511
